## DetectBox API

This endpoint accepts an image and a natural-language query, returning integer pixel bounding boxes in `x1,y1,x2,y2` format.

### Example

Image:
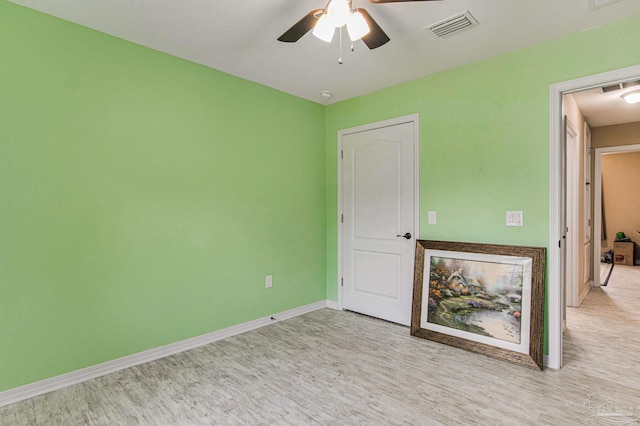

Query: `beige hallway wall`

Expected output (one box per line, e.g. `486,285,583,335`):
592,122,640,148
600,151,640,264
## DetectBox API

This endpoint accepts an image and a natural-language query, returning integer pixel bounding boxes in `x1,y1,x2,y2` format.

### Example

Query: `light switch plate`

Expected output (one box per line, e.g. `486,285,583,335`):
506,211,524,227
428,211,436,225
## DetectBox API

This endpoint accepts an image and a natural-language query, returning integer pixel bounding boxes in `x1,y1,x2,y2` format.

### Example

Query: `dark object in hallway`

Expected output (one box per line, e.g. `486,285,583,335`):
601,250,614,286
601,263,614,287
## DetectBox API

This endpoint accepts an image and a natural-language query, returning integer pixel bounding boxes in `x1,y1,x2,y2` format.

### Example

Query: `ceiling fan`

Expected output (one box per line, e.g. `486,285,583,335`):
278,0,441,50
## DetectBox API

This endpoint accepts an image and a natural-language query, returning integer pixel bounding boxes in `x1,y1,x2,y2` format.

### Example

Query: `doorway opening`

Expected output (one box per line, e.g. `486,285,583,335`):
593,144,640,280
549,64,640,369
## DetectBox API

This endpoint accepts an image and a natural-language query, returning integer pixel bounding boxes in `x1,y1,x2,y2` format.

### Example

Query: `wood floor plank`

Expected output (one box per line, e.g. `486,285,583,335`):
2,265,640,424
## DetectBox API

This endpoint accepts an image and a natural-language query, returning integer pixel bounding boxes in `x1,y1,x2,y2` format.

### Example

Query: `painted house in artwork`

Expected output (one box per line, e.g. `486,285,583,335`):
447,269,485,296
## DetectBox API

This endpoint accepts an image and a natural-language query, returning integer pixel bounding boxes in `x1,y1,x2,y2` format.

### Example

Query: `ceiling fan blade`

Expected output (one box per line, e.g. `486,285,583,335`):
358,9,390,49
278,9,323,42
367,0,442,3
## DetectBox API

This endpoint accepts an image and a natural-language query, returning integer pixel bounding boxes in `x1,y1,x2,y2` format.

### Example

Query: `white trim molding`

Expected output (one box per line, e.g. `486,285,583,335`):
548,64,640,370
0,300,329,408
578,281,592,305
326,300,341,310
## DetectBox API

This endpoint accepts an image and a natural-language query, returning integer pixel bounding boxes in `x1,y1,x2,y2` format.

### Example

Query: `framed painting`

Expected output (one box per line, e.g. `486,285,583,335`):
411,240,545,370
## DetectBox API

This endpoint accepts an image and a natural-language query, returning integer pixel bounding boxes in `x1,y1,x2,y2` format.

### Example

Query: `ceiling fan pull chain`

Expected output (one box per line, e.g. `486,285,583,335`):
338,27,343,64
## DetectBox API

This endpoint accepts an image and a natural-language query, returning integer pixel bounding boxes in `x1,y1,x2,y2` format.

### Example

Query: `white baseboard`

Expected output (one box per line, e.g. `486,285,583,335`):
326,300,341,310
543,355,553,369
0,300,329,408
578,281,592,305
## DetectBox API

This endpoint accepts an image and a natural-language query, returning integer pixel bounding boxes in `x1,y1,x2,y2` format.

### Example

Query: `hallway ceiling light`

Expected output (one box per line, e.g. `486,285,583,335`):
622,90,640,104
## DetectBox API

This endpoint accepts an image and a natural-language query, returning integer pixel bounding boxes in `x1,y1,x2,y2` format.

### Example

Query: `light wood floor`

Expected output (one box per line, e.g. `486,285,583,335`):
2,266,639,425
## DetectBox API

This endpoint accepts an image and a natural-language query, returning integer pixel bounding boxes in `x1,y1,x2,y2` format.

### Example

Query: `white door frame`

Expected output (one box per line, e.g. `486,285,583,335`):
336,114,420,310
593,144,640,280
549,64,640,369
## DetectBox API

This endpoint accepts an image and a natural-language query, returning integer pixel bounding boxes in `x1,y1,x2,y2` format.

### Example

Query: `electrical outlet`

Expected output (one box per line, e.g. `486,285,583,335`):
265,275,273,288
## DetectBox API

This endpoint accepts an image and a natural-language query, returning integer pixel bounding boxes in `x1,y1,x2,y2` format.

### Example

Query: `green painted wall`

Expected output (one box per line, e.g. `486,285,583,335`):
0,1,326,393
324,13,640,348
2,0,639,395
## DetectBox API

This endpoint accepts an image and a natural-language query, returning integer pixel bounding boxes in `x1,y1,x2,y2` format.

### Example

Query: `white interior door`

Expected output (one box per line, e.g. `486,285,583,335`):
584,123,592,287
341,119,417,326
561,116,568,331
565,118,579,309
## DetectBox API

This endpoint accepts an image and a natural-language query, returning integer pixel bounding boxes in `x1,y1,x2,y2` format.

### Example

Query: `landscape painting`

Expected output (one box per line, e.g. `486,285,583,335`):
411,240,546,370
425,256,524,344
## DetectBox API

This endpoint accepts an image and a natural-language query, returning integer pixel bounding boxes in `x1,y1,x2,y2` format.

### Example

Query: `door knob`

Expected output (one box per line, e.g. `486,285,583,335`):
396,233,412,240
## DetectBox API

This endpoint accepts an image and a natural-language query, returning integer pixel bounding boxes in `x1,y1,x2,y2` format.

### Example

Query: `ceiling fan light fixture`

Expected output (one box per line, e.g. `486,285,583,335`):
277,0,390,50
312,13,335,42
622,90,640,104
347,10,370,41
327,0,350,27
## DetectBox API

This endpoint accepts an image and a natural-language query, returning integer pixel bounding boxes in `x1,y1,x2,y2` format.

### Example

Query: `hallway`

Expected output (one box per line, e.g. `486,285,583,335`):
564,265,640,397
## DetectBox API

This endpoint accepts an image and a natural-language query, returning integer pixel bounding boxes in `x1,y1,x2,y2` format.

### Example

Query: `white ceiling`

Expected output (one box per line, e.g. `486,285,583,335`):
571,84,640,128
8,0,640,122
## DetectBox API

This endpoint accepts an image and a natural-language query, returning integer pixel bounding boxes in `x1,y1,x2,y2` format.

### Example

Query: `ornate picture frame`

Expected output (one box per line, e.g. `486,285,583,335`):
411,240,546,370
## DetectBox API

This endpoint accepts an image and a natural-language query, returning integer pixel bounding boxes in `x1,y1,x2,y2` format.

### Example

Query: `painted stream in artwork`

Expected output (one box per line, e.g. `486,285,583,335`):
462,310,520,343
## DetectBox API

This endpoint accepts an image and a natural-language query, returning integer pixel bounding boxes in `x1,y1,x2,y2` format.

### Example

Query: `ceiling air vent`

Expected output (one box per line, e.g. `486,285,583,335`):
426,10,478,38
601,80,640,93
